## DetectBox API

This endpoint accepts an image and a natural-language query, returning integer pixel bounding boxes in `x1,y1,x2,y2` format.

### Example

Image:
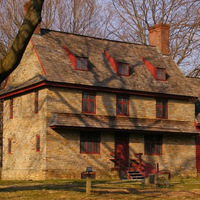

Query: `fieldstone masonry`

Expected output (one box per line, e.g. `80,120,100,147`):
0,34,198,180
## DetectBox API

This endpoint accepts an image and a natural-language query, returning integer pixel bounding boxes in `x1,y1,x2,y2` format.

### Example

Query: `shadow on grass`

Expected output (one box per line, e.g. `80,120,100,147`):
0,180,141,195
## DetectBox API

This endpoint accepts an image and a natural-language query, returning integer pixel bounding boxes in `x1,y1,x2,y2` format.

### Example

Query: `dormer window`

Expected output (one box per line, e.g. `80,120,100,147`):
157,68,166,80
76,57,88,71
118,63,129,76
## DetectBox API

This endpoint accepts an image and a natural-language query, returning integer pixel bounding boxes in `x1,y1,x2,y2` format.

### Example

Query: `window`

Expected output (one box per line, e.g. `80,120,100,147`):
80,132,100,154
36,135,40,152
82,92,96,114
145,135,162,155
156,99,168,119
76,57,88,71
10,98,13,119
8,139,12,154
118,63,129,76
35,91,39,114
116,95,129,116
157,68,166,80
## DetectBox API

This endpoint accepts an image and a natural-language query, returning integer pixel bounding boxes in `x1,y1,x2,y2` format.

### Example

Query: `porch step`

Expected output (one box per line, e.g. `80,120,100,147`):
127,170,145,181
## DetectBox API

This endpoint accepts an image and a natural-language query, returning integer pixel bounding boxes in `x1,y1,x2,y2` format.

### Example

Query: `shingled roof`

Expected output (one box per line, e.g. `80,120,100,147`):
1,29,197,98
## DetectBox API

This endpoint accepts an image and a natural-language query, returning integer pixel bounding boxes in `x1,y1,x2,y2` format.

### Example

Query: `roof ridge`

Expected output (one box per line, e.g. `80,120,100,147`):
40,28,153,47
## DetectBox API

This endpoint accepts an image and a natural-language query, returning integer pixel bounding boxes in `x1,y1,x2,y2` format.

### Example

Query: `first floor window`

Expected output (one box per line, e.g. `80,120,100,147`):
80,132,100,154
156,99,168,119
76,57,88,70
8,139,12,154
82,91,96,114
10,98,13,119
36,135,40,152
35,91,39,114
144,135,162,155
116,95,129,116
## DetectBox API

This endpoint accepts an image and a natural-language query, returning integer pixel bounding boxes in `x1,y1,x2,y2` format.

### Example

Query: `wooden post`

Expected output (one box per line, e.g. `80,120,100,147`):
86,174,91,195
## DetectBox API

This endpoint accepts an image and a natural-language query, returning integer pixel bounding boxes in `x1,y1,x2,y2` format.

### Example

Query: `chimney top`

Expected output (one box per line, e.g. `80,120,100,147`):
24,1,41,35
148,23,170,55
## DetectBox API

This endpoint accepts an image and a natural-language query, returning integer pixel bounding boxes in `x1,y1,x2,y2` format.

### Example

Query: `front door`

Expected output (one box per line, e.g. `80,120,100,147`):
115,133,129,167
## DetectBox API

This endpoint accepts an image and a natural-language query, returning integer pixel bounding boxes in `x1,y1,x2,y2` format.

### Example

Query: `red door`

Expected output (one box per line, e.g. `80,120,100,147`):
115,134,129,167
196,134,200,173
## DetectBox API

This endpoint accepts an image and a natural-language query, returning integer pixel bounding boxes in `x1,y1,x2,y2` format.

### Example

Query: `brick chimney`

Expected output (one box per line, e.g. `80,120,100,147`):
24,1,41,35
148,23,170,55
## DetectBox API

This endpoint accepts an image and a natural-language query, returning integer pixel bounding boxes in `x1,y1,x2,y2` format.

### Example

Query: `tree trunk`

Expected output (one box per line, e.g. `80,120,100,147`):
0,0,44,83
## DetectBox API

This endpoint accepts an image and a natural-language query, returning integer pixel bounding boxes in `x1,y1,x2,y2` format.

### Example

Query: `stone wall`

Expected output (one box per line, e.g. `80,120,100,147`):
46,128,118,179
44,87,196,179
47,87,195,122
46,128,196,179
129,133,196,177
5,43,44,88
1,86,196,180
2,89,47,180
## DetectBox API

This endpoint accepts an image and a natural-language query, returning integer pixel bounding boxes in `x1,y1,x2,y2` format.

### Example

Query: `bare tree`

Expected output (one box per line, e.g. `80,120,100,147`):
0,0,113,61
0,0,44,83
54,0,112,38
110,0,200,74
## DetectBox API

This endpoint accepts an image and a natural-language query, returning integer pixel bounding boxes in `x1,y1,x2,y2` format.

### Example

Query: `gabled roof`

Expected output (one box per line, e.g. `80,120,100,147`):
0,29,197,98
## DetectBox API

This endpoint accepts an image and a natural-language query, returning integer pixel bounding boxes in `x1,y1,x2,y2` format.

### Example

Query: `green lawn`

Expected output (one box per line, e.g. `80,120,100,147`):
0,178,200,200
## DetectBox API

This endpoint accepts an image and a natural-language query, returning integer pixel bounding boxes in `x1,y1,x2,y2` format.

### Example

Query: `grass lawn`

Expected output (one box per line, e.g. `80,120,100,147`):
0,178,200,199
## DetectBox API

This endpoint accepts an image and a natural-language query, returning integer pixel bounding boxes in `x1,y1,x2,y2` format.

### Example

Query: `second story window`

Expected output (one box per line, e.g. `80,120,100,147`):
10,98,13,119
82,92,96,114
118,63,129,76
35,91,39,114
157,68,166,80
76,57,88,71
116,95,129,116
156,99,168,119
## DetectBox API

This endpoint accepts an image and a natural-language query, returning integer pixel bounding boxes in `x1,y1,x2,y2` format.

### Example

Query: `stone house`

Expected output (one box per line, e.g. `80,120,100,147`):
0,22,199,180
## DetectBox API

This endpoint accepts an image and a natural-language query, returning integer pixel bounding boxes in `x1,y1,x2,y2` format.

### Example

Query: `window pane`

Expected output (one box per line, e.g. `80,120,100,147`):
89,101,95,113
77,58,81,69
124,65,128,75
161,69,165,79
118,64,122,74
82,58,87,70
157,69,161,79
94,142,99,153
87,142,93,153
163,106,167,117
117,103,122,114
145,142,151,154
157,107,161,117
89,94,95,100
36,135,40,152
151,144,155,154
123,97,128,103
83,93,88,99
157,144,162,154
117,96,122,102
80,140,86,153
123,104,128,115
80,132,100,154
83,101,88,112
145,135,162,155
156,100,162,106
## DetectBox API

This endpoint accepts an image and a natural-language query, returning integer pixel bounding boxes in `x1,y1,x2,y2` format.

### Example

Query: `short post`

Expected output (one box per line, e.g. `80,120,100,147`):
86,167,92,195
